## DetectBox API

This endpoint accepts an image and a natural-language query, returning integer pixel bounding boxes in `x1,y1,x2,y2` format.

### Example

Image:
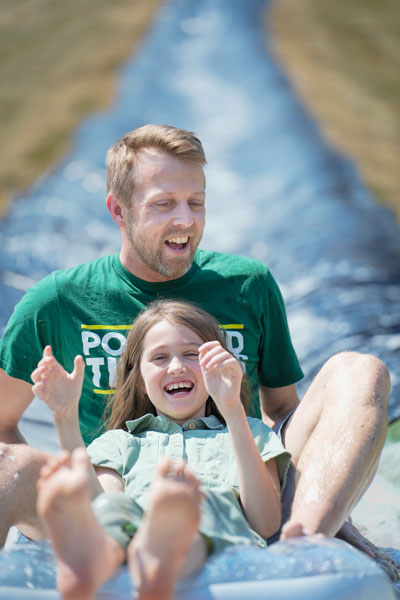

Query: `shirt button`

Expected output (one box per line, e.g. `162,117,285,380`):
188,422,196,430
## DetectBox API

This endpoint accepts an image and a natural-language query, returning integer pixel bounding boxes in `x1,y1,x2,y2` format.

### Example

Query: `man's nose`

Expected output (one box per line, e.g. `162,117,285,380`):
167,356,186,374
172,201,194,227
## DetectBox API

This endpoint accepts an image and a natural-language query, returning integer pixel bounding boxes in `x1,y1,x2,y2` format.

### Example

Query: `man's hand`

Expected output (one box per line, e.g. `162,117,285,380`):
260,384,299,430
198,341,243,418
31,346,85,422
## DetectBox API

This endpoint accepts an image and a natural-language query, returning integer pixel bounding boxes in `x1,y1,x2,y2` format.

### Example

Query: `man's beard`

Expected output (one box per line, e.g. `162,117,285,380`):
126,222,199,278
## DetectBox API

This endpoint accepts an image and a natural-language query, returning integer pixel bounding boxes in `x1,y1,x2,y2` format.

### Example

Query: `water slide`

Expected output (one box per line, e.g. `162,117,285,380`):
0,0,399,597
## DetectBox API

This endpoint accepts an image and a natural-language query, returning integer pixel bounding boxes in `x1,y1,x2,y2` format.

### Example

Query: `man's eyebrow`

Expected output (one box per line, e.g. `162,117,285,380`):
149,190,205,198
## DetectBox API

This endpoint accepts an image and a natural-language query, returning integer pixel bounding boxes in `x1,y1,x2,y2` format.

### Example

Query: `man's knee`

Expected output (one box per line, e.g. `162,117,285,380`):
322,351,390,407
0,443,50,538
0,442,49,485
0,442,21,472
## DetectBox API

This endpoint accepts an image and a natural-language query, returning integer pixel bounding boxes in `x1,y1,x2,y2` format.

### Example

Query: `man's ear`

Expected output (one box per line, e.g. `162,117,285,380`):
107,194,125,227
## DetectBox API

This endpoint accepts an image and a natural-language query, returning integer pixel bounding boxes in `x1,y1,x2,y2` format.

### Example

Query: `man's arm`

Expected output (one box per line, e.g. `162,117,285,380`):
0,369,34,444
260,383,299,430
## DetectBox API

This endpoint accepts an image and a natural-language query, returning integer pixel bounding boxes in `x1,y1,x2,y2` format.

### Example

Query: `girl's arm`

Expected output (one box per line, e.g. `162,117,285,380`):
32,347,126,499
199,341,282,539
31,346,85,452
95,466,124,492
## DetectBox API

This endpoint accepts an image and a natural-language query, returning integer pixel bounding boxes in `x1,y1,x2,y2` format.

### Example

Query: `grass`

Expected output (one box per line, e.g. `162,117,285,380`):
0,0,163,217
2,1,399,221
267,0,400,220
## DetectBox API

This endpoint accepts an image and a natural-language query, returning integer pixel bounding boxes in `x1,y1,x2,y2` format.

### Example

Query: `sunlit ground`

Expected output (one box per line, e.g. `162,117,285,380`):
268,0,400,221
0,0,163,216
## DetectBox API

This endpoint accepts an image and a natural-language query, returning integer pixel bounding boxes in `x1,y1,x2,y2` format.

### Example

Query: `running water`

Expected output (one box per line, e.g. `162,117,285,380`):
0,0,399,593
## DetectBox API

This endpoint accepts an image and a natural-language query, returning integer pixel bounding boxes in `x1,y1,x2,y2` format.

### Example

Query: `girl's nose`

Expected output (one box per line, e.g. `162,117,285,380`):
167,356,186,374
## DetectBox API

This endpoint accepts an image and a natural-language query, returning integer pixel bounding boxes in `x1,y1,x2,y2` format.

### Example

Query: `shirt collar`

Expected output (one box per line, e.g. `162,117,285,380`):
126,413,225,434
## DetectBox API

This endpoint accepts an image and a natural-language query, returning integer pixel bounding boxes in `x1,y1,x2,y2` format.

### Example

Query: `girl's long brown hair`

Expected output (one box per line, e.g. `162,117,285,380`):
105,299,250,430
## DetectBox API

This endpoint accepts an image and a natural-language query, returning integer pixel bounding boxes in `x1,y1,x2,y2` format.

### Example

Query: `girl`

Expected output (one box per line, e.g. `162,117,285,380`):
32,299,291,600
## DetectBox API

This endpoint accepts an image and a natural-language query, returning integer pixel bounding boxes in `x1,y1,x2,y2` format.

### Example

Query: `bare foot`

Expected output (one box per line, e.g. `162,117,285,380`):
337,519,399,582
281,518,399,583
128,457,204,600
37,450,71,483
37,448,124,600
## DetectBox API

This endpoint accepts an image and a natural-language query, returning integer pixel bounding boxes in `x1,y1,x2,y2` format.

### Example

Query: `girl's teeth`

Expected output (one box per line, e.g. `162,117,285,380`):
166,382,193,391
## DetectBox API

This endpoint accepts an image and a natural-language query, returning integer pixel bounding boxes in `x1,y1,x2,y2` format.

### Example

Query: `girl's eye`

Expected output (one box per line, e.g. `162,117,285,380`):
152,355,167,361
186,352,199,359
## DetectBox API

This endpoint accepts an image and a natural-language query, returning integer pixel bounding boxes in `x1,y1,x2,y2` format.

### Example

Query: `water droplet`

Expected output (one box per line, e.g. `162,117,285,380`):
235,570,244,578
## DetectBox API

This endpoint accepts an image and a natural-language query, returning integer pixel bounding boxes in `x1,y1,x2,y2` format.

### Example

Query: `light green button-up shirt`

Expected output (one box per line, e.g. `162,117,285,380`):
87,413,291,513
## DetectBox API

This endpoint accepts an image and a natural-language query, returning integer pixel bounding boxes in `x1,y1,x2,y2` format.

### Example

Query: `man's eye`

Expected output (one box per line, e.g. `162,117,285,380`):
156,200,172,208
189,201,204,209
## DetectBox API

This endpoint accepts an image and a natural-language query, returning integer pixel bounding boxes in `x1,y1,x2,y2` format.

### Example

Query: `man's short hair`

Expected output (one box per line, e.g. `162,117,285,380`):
106,124,207,207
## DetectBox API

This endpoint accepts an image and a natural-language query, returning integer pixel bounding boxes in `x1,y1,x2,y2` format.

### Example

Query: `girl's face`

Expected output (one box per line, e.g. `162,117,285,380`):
140,319,208,425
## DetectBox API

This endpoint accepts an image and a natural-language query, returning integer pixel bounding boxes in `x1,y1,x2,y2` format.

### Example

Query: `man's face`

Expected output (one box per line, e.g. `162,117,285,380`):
122,149,206,281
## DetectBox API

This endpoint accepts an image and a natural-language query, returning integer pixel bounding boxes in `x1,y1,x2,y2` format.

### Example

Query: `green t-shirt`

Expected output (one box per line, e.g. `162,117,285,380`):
0,250,303,444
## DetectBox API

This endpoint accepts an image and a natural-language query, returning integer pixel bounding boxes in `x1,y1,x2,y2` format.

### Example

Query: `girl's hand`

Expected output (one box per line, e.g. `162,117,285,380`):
31,346,85,421
198,341,243,417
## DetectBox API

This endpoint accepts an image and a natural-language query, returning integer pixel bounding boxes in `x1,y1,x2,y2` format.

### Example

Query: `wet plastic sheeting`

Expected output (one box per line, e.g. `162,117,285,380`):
1,0,400,450
0,538,395,599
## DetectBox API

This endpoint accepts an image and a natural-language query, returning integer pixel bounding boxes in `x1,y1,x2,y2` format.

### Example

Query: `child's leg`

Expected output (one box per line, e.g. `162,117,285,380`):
36,448,125,600
127,458,206,600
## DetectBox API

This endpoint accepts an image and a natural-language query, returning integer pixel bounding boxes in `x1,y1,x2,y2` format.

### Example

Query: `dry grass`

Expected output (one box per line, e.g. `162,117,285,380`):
0,0,163,216
3,1,399,220
267,0,400,220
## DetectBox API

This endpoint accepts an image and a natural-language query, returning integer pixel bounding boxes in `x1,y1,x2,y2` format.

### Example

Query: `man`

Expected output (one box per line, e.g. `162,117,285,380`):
0,125,392,568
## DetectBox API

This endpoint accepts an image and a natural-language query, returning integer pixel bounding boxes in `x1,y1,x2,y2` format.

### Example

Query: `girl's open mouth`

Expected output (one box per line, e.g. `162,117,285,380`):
164,381,194,395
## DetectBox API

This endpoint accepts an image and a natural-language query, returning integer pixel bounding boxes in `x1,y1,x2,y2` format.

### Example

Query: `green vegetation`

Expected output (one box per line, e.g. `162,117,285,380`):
2,1,399,221
268,0,400,220
0,0,163,216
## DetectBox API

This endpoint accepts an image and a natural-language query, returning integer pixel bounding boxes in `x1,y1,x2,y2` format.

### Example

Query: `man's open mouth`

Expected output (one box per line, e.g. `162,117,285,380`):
164,381,194,395
165,236,189,251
